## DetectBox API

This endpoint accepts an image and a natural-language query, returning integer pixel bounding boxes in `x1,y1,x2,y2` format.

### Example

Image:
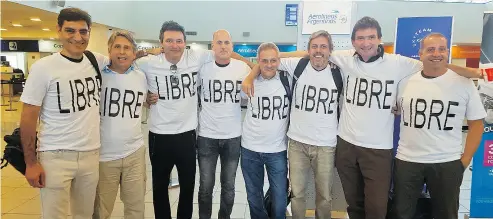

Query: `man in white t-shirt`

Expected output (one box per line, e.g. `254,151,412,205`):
328,17,481,219
20,8,108,219
242,30,341,219
242,17,481,219
392,33,485,219
197,30,251,219
92,31,147,219
241,42,289,219
136,21,252,219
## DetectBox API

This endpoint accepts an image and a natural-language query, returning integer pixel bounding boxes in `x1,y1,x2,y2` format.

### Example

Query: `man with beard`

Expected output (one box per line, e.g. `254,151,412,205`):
242,17,481,219
241,30,341,219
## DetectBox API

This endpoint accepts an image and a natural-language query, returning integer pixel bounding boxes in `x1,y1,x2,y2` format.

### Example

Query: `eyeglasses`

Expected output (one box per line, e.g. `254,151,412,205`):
170,64,179,84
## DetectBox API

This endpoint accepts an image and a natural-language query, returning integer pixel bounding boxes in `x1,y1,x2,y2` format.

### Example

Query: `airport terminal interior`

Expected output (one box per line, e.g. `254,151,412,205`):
1,0,493,219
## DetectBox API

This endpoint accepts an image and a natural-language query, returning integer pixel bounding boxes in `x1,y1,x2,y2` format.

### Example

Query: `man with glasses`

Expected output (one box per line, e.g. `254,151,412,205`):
136,21,251,219
20,8,108,219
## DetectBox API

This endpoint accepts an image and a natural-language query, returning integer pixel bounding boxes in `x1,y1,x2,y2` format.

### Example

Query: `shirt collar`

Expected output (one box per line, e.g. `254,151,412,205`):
353,44,385,63
102,64,135,74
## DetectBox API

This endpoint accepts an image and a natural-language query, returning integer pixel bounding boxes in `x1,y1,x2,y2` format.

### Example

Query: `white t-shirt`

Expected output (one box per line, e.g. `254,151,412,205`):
136,49,214,134
20,52,108,151
241,72,290,153
278,58,340,147
330,50,423,149
99,65,147,162
198,60,251,139
396,70,486,163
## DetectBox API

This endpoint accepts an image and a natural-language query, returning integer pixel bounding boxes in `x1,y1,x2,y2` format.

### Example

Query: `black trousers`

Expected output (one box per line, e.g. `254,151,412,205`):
335,137,393,219
392,159,465,219
149,130,197,219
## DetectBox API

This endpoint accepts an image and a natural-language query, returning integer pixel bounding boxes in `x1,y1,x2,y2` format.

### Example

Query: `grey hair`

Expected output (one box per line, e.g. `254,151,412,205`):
107,30,137,52
419,32,448,50
308,30,334,51
257,42,280,59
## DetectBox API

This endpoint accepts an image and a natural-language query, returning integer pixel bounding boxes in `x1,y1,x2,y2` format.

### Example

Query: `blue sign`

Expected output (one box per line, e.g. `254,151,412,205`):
234,44,297,58
285,4,298,26
470,130,493,218
470,12,493,218
393,16,454,156
394,16,453,61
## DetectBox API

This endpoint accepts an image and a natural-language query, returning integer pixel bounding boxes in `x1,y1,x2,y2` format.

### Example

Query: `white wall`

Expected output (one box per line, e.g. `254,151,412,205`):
11,0,491,44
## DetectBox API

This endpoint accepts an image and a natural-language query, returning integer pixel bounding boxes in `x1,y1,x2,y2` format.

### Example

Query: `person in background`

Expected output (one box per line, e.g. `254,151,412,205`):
93,31,147,219
20,8,108,219
392,33,485,219
197,29,251,219
241,42,289,219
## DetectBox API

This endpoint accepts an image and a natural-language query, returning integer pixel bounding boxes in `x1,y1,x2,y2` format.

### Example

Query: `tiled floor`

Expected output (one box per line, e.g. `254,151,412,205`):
0,98,475,219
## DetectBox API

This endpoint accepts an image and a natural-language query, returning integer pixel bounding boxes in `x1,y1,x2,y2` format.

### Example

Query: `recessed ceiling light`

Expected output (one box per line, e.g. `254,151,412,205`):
12,24,22,27
30,18,41,21
0,28,6,31
42,28,50,31
50,37,55,40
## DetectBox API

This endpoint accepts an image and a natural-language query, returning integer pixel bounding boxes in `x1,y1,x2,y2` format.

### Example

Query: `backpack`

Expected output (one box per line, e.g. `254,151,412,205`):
0,50,101,175
264,58,344,217
279,57,343,120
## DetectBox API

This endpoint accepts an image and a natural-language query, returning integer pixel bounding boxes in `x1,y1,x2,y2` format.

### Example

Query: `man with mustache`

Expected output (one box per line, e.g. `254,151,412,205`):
243,17,481,219
196,29,251,219
392,32,485,219
20,8,109,219
241,30,341,219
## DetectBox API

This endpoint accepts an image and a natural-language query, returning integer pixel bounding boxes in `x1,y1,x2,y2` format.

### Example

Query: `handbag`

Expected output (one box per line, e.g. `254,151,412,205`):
0,50,102,175
1,128,28,175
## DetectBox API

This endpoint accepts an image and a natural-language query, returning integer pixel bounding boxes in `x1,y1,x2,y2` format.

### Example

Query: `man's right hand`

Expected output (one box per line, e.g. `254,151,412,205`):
25,163,45,188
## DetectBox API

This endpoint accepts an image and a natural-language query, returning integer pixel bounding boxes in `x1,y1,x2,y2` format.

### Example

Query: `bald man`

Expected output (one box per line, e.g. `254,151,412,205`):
197,30,252,219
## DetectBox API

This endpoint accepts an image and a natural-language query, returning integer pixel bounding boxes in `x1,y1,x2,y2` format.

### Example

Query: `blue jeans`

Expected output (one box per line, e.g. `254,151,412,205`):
241,147,288,219
197,136,241,219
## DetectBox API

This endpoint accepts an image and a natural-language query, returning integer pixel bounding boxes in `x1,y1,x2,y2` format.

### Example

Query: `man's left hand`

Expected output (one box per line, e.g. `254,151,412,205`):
146,92,159,105
460,156,472,169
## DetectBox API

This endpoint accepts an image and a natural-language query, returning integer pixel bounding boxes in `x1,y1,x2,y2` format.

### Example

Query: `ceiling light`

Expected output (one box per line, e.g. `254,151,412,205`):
30,18,41,21
242,43,247,45
192,42,197,45
42,28,50,31
0,28,6,31
12,24,22,27
50,37,55,40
